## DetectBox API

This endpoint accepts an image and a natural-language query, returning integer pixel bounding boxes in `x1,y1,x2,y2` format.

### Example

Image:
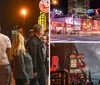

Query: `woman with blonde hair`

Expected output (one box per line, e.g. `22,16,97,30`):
11,33,33,85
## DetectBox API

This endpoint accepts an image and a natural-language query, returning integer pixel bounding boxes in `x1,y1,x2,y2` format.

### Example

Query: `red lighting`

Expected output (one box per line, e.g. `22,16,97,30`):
95,9,99,14
52,56,59,68
77,58,86,69
50,67,56,72
50,56,59,72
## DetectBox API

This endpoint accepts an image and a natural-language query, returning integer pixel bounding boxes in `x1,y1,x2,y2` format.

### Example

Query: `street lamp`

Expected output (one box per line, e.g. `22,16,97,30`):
21,9,27,26
52,0,58,5
22,9,26,16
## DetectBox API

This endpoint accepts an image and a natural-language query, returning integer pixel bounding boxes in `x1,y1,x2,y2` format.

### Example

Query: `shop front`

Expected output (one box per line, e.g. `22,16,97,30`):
73,18,81,34
92,20,100,32
65,17,74,34
66,24,73,34
82,19,93,32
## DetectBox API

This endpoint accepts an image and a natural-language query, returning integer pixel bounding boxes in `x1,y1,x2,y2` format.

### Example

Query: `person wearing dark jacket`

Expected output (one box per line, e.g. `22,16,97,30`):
27,24,46,85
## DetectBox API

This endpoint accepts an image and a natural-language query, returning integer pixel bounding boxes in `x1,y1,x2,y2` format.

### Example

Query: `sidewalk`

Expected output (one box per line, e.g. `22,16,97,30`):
51,32,100,37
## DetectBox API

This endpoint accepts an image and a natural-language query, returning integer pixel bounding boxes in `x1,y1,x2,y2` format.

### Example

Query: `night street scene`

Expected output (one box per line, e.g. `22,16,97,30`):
50,0,100,42
0,0,49,85
50,43,100,85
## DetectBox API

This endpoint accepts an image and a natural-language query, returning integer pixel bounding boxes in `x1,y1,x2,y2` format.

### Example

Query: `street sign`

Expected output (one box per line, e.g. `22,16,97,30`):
70,69,82,73
12,29,20,38
70,58,77,68
74,8,87,14
77,54,84,58
70,54,77,58
87,9,94,14
70,53,84,59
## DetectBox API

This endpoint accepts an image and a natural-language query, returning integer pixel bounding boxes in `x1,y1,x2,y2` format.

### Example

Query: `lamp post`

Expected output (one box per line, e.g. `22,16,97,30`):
22,9,27,26
52,0,58,6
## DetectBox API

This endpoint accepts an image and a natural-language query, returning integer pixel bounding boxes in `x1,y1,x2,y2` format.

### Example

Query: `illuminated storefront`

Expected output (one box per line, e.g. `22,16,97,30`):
81,19,100,32
51,9,100,34
73,18,81,34
66,24,73,34
82,19,92,32
50,21,65,34
65,17,74,34
51,18,100,34
50,21,56,34
92,20,100,31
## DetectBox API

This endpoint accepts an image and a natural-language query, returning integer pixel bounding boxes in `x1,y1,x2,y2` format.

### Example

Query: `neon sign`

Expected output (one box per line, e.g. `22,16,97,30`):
39,0,49,13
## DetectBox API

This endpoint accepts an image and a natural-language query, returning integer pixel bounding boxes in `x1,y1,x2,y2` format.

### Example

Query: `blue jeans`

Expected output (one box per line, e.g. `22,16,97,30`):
0,64,11,85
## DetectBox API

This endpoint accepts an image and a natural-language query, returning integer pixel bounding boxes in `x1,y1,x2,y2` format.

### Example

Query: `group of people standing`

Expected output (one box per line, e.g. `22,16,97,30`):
0,24,49,85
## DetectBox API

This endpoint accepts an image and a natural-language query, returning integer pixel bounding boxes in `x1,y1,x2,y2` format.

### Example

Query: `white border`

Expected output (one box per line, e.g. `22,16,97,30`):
50,41,100,43
48,0,50,85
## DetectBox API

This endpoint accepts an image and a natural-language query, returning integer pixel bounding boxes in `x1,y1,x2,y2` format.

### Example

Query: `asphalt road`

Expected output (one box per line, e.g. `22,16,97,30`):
50,34,100,43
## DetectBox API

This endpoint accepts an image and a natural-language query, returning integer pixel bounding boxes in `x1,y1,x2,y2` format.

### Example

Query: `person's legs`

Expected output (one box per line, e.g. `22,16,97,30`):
30,67,46,85
6,65,11,85
15,78,26,85
0,64,11,85
30,77,39,85
15,79,21,85
38,67,46,85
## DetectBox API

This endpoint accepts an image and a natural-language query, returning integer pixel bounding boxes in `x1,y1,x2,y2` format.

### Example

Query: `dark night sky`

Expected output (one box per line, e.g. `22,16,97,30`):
51,0,100,15
51,0,67,14
91,0,100,9
0,0,40,36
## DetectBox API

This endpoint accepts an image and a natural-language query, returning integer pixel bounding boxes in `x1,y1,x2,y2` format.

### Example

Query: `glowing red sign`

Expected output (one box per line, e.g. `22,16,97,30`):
39,0,49,13
50,56,59,72
52,56,59,69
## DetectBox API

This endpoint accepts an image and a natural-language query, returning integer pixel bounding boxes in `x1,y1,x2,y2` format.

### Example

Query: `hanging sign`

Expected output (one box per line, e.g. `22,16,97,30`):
39,0,49,13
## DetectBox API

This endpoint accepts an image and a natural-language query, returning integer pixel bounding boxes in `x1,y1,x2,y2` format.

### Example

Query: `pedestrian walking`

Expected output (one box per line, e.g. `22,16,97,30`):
0,26,11,85
11,33,33,85
27,24,46,85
